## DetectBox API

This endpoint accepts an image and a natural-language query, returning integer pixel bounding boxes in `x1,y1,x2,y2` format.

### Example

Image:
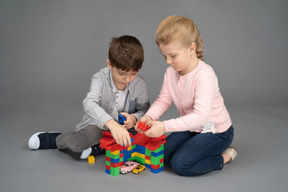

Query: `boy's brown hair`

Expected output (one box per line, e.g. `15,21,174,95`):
108,35,144,72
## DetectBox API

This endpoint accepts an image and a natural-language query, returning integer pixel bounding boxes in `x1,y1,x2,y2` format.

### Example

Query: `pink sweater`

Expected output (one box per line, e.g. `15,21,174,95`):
146,60,232,133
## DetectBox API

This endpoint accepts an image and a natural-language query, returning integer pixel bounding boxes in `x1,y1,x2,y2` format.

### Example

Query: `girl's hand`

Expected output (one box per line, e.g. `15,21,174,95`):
145,121,165,138
120,112,137,129
135,115,153,133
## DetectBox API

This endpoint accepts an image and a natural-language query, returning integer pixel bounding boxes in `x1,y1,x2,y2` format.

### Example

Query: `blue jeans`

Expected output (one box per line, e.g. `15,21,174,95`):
164,125,234,176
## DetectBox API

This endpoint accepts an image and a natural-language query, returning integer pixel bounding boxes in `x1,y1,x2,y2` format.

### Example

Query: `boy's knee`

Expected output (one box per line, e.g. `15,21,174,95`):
69,143,87,153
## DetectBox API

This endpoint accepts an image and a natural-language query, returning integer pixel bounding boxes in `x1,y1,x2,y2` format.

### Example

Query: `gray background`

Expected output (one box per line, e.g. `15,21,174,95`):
1,0,288,107
1,0,288,192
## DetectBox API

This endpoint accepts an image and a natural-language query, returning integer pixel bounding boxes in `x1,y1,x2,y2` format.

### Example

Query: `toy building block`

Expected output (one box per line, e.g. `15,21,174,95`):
105,149,123,176
118,113,126,125
100,129,167,176
87,155,95,164
102,131,113,137
137,121,151,131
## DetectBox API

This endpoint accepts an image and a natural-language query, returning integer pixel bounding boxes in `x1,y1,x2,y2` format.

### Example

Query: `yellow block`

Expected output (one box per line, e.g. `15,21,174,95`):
145,159,151,165
87,155,95,164
133,152,145,159
111,150,120,155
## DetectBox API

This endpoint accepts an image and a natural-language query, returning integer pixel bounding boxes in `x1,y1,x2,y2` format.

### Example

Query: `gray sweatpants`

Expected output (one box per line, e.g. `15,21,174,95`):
55,124,103,152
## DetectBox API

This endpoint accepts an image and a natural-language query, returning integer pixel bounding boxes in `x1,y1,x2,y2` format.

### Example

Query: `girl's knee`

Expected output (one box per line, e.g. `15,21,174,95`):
170,154,204,176
170,161,204,176
170,155,190,175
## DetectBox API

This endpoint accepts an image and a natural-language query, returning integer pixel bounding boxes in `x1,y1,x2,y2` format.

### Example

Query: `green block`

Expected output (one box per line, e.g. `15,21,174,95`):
128,157,136,161
136,157,145,165
151,154,164,165
106,161,111,166
152,144,164,153
145,148,151,156
150,157,160,165
110,167,120,176
106,150,120,159
133,156,140,162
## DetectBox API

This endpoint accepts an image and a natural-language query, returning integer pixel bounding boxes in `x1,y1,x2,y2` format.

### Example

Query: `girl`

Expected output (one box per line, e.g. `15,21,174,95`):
136,15,237,176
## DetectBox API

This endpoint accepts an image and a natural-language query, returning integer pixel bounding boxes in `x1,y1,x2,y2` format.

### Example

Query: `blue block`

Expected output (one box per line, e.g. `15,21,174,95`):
151,150,164,157
123,148,134,163
135,144,146,154
118,114,126,125
151,167,164,174
106,169,111,174
145,164,151,169
110,158,120,164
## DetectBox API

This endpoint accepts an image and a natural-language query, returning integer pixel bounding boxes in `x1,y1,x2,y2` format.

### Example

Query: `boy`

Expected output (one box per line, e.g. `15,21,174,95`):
28,35,150,159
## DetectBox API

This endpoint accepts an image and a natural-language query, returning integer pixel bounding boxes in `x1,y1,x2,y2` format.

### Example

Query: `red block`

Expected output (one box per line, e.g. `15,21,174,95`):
151,164,160,169
111,162,123,168
137,121,151,131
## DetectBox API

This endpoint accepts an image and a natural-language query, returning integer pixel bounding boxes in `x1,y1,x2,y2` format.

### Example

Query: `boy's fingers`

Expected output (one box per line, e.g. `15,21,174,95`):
119,132,131,146
120,112,129,117
122,137,131,146
127,137,131,146
115,138,121,146
121,138,126,146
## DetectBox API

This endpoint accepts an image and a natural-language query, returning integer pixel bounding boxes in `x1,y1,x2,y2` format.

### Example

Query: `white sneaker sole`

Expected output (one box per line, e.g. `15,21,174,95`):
80,147,92,159
28,132,45,149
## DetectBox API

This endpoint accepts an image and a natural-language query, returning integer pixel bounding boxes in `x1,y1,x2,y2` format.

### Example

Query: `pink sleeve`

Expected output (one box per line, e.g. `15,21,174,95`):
146,72,172,120
164,70,215,132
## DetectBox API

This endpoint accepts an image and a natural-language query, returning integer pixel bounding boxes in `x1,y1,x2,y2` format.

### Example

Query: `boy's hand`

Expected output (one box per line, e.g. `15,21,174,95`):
120,112,137,129
144,121,165,138
135,115,153,134
105,119,131,146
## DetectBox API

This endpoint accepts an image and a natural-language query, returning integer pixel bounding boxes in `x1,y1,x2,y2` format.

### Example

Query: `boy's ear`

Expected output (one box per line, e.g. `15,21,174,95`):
106,59,112,69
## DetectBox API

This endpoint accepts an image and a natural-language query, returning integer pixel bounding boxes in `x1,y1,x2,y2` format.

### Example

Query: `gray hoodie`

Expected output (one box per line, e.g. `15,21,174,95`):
76,67,150,131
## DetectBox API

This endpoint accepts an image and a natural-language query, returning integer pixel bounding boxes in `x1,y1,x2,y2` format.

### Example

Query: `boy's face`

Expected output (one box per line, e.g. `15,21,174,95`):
107,59,138,90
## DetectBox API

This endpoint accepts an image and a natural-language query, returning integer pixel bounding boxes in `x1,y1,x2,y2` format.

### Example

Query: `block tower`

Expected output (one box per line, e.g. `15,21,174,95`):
100,121,166,176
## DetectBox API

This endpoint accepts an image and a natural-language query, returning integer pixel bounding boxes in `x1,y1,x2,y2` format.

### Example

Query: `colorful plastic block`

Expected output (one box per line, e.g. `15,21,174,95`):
137,121,151,131
87,155,95,164
118,113,126,125
100,130,166,176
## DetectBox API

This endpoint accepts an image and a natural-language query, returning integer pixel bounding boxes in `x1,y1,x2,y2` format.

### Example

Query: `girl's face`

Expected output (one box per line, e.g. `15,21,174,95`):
107,59,138,90
158,40,197,75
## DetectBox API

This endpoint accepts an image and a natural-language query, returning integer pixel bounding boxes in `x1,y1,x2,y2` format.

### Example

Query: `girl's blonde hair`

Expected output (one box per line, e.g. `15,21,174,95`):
155,15,204,60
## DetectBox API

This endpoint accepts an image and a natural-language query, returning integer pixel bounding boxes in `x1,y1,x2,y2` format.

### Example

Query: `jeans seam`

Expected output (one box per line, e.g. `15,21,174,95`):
221,133,233,152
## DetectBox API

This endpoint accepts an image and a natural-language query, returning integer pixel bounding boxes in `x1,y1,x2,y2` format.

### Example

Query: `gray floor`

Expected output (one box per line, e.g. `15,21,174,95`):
1,102,288,192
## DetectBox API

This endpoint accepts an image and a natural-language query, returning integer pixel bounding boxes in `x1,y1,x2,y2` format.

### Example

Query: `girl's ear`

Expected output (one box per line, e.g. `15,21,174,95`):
189,43,197,54
106,59,112,69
